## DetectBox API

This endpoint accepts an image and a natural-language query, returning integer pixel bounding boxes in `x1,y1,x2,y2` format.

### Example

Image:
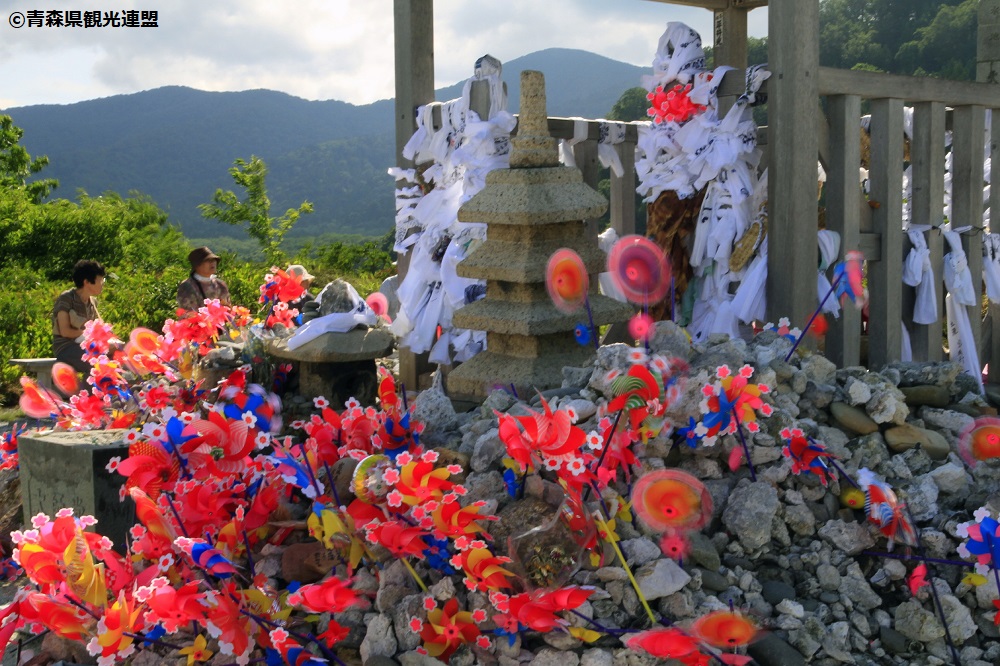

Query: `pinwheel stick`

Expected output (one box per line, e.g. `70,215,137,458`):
786,272,843,362
911,510,961,666
584,295,599,351
985,533,1000,617
593,512,657,625
731,410,757,482
402,556,429,592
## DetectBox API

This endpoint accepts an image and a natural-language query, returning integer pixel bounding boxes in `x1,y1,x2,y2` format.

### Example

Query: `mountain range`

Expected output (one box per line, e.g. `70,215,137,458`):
3,49,646,240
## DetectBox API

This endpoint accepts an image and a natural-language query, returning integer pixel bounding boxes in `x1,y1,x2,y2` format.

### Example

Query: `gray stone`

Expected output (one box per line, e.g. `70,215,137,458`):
884,423,935,453
929,462,970,494
634,557,691,601
411,378,459,446
360,614,397,662
648,319,693,362
268,326,395,363
390,595,424,652
818,519,875,555
788,615,826,659
560,398,597,422
830,401,879,434
761,580,796,605
866,385,909,425
900,385,951,408
619,538,662,567
398,652,446,666
918,407,975,440
902,474,939,521
940,593,978,644
580,648,614,666
879,626,909,655
470,429,504,472
378,274,401,319
784,503,817,536
822,621,853,662
747,633,807,666
838,562,883,611
817,563,842,590
721,480,780,550
533,648,580,666
776,598,805,618
800,353,837,385
845,377,872,406
894,598,945,642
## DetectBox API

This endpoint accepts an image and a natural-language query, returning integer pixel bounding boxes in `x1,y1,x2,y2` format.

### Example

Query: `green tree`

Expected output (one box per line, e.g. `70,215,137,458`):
199,156,313,265
608,87,650,122
0,115,57,203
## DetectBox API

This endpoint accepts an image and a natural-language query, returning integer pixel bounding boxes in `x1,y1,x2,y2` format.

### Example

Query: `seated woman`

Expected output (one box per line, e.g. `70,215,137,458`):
52,259,107,374
177,246,231,311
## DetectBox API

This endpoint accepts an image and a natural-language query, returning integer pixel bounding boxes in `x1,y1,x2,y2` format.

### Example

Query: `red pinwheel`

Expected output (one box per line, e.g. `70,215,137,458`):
608,235,670,305
546,248,589,313
780,428,833,486
286,576,363,613
502,586,593,633
116,440,181,499
432,501,491,539
908,563,929,596
958,417,1000,467
625,627,703,661
143,579,208,633
632,469,712,533
18,376,62,419
205,587,253,665
495,397,587,472
834,250,866,309
26,593,92,640
691,609,758,649
50,362,79,396
259,266,306,305
393,460,456,507
606,363,666,435
366,292,391,322
367,520,428,559
419,598,481,661
456,547,514,593
181,410,255,477
858,470,915,548
175,537,237,578
129,487,178,558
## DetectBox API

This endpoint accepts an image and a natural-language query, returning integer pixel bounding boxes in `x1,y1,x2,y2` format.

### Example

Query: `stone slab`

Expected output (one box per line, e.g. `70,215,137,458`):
453,295,633,337
267,327,395,363
19,429,133,551
446,349,596,400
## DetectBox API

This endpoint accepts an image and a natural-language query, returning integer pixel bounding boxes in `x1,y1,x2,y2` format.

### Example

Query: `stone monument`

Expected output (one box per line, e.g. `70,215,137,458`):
447,70,633,399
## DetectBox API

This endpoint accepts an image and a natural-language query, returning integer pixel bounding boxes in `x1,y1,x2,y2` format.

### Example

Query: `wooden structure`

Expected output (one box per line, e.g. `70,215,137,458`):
393,0,1000,384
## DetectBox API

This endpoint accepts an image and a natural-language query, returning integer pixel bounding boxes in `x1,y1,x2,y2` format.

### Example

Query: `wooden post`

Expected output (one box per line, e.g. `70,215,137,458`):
610,142,637,236
991,110,1000,383
713,6,748,69
867,98,905,368
978,1,1000,382
394,0,435,392
908,102,946,362
574,140,602,241
952,104,986,356
824,94,862,367
766,0,819,343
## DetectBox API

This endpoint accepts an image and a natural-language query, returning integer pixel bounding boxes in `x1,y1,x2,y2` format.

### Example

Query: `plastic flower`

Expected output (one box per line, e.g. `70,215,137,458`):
420,598,481,661
179,634,214,665
646,82,705,125
456,547,514,593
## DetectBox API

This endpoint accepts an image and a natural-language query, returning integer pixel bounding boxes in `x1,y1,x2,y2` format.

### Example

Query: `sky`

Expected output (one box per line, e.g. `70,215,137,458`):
0,0,768,110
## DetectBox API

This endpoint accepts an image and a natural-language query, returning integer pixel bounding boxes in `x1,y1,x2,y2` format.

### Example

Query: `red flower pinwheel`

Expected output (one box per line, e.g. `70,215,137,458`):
259,267,306,305
418,598,481,661
142,579,208,633
691,609,758,649
205,585,253,665
499,586,593,633
393,460,456,507
88,590,144,664
646,82,705,125
286,576,363,614
432,501,492,540
367,520,428,559
116,440,180,499
780,427,833,486
25,593,92,641
606,363,667,437
181,410,255,477
455,547,514,593
699,364,772,445
496,397,587,472
625,627,705,662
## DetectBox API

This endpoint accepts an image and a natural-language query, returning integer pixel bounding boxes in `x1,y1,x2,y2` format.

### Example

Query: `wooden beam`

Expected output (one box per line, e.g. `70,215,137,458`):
713,6,748,70
394,0,435,392
952,105,986,359
824,94,862,368
766,0,819,341
908,102,946,362
991,108,1000,382
820,67,1000,107
867,98,905,368
642,0,730,10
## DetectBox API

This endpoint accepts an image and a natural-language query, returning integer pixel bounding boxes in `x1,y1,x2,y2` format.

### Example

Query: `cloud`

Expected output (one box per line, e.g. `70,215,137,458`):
0,0,767,108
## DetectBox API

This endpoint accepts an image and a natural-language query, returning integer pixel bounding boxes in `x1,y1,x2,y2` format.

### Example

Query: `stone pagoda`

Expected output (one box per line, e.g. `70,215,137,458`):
447,70,633,400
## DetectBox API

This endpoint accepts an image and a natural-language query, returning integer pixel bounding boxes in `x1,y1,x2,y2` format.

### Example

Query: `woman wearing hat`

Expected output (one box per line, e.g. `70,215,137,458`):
177,246,231,311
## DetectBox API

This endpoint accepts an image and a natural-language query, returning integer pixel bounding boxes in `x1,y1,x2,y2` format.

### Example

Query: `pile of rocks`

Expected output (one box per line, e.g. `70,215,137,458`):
314,322,1000,666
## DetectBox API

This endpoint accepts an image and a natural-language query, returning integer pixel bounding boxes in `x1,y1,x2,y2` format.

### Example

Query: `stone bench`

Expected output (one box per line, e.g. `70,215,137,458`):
8,357,58,390
266,327,395,406
19,429,134,552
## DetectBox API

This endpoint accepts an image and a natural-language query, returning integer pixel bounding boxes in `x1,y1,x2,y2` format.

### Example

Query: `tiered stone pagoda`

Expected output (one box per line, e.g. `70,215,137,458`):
447,70,633,399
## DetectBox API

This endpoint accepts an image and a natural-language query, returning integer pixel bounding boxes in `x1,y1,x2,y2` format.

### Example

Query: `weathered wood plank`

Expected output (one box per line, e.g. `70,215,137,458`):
908,102,946,362
952,105,987,361
991,110,1000,382
394,0,436,392
824,95,862,368
867,98,905,367
643,0,730,9
574,141,601,241
766,0,819,340
713,6,749,70
820,67,1000,107
610,142,638,237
